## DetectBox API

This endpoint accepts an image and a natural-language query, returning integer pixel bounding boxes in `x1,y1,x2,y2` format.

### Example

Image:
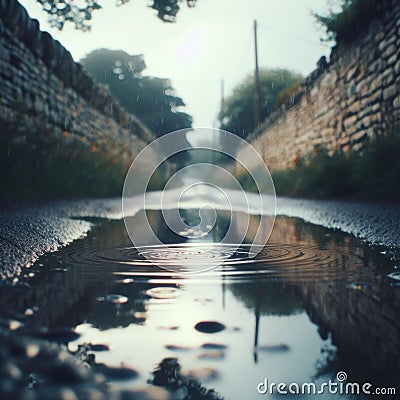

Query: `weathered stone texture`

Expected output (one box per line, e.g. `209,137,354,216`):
249,1,400,171
0,1,152,168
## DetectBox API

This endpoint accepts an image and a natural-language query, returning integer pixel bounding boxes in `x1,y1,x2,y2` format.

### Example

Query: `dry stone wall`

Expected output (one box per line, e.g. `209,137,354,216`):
0,0,153,168
249,1,400,172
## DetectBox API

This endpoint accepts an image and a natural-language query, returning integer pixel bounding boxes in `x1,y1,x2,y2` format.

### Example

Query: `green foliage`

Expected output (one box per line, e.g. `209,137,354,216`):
0,118,126,201
314,0,389,43
81,49,192,138
36,0,197,31
271,135,400,201
219,68,303,138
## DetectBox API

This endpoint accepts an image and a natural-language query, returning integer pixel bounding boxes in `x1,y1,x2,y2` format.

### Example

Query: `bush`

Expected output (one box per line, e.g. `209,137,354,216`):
314,0,390,44
0,117,127,201
271,135,400,202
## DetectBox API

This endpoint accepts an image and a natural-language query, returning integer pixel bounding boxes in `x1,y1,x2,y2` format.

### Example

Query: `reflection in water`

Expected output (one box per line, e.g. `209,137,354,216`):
0,211,399,398
151,357,223,399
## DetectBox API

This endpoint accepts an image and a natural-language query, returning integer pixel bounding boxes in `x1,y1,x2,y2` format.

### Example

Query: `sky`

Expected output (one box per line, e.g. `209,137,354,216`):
19,0,333,128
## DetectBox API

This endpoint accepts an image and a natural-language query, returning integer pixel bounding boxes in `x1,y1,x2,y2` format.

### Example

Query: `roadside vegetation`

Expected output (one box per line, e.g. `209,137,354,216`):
0,110,163,202
237,134,400,202
272,135,400,202
0,116,125,202
314,0,389,43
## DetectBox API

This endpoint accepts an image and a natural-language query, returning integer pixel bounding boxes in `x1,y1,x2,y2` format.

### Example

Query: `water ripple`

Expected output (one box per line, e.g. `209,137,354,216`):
61,242,367,281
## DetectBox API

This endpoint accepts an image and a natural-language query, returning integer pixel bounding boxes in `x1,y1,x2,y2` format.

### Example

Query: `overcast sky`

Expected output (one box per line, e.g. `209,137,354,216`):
19,0,332,127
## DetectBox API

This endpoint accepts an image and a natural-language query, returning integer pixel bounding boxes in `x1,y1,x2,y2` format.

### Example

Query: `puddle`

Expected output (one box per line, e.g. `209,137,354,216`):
0,212,399,399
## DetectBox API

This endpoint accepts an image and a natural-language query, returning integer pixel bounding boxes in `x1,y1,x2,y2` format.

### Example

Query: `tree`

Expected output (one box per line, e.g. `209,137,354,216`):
313,0,390,43
219,68,303,138
81,48,192,138
35,0,197,31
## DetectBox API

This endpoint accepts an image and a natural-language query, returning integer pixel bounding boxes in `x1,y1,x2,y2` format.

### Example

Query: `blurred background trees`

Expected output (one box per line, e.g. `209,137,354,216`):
81,49,192,137
218,68,303,139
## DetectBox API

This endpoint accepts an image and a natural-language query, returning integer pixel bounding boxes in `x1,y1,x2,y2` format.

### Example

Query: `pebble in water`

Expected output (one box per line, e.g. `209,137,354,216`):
165,345,193,352
258,343,290,352
198,350,225,360
146,287,178,300
105,294,129,304
158,326,179,331
0,318,24,331
201,343,227,350
118,278,135,284
194,321,225,334
133,311,148,320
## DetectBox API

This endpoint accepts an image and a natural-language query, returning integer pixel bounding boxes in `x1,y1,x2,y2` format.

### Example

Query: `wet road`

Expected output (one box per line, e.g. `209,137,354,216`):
1,196,399,280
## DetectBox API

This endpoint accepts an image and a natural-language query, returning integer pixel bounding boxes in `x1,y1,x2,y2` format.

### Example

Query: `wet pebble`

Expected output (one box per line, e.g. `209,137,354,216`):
201,343,227,350
133,311,148,320
194,321,225,334
0,318,24,331
158,326,179,331
117,278,135,284
165,345,193,352
105,294,129,304
57,388,78,400
198,350,225,360
24,308,34,316
146,287,178,300
2,362,22,380
258,343,290,352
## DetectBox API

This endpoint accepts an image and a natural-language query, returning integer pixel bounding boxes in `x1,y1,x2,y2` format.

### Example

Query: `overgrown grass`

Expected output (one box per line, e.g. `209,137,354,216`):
0,117,129,202
271,135,400,202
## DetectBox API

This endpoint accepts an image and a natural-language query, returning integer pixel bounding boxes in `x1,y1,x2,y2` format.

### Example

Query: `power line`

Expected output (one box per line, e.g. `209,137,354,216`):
258,23,331,48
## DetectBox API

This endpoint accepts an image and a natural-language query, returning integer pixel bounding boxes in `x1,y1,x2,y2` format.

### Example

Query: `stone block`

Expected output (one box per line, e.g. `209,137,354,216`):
393,95,400,109
387,54,398,66
383,84,397,100
394,59,400,75
344,115,357,129
383,43,397,59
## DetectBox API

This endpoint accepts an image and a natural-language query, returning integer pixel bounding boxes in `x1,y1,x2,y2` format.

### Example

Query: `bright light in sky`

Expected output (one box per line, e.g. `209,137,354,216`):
19,0,331,128
177,28,206,65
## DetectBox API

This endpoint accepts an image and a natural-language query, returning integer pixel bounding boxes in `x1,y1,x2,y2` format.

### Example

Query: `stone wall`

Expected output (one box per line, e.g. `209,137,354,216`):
249,0,400,172
0,0,153,168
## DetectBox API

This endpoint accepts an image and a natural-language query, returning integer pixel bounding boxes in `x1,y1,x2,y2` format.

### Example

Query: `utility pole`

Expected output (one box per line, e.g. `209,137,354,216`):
254,20,261,128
